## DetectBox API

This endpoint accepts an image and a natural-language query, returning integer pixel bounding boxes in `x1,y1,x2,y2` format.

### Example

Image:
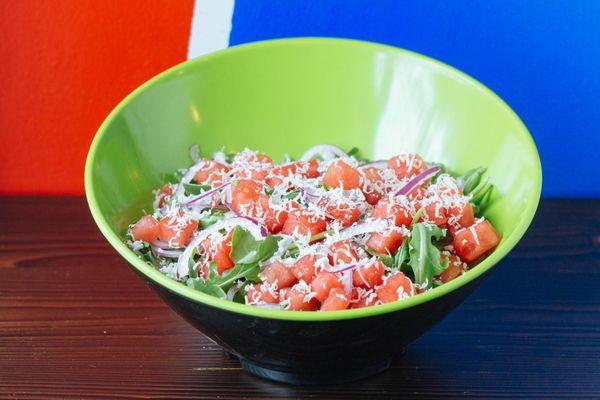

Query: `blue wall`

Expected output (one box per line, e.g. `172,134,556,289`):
230,0,600,197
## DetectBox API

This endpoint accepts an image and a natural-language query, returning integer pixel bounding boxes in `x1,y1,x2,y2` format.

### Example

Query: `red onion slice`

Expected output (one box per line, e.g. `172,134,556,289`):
226,284,243,301
211,204,230,212
326,263,359,274
341,269,353,293
150,240,177,250
183,182,231,206
176,217,268,278
360,160,387,169
239,216,269,237
299,144,348,161
174,159,207,197
299,187,322,203
395,166,441,196
152,246,183,259
252,303,282,309
189,144,201,163
223,200,235,214
222,203,269,237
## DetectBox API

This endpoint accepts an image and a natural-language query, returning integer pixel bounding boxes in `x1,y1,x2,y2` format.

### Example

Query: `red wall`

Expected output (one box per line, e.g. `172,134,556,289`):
0,1,194,194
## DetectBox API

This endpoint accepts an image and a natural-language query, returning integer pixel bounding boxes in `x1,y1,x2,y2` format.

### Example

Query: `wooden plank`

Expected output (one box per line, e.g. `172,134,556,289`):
0,197,599,399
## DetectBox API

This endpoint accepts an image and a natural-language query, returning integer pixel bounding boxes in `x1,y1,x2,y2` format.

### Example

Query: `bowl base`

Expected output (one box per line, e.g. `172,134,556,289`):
238,351,403,385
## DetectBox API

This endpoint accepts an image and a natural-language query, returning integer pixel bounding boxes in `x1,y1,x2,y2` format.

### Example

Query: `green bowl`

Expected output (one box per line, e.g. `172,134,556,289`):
85,38,542,384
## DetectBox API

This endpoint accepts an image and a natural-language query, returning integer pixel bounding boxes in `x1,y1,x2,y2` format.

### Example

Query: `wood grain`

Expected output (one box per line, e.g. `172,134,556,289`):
0,197,599,399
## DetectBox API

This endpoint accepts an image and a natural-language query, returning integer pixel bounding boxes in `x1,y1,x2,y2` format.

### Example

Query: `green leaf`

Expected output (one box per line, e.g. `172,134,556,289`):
411,207,424,226
188,247,199,278
365,247,394,268
459,167,495,216
286,245,299,258
229,226,259,264
187,251,218,280
378,254,395,268
208,262,219,280
407,223,446,289
186,278,227,299
476,185,494,213
309,229,331,243
199,210,226,228
365,248,394,268
285,229,332,258
189,144,201,162
394,241,410,270
225,152,237,164
256,236,280,261
183,183,212,196
460,167,486,195
229,226,281,264
232,282,250,303
215,263,261,290
347,146,360,157
346,146,368,162
140,247,158,267
282,190,301,200
162,172,180,185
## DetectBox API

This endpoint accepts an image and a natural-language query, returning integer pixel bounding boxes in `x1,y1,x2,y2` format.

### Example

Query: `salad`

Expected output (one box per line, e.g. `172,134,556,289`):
127,144,500,311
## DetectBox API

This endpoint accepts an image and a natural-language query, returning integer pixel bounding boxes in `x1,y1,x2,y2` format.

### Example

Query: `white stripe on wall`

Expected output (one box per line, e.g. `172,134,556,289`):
187,0,235,59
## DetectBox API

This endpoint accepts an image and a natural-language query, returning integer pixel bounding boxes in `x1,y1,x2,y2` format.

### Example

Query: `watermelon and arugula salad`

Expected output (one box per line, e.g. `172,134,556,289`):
127,144,500,311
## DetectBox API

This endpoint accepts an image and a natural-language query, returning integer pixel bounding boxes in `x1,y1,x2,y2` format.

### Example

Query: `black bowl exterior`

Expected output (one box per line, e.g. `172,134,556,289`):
138,268,490,384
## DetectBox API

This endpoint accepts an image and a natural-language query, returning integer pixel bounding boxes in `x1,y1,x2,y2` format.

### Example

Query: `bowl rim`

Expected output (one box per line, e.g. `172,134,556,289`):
85,37,542,321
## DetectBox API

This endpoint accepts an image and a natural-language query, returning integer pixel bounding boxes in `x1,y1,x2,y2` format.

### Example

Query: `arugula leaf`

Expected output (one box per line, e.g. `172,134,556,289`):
199,210,226,228
187,261,260,296
460,167,486,195
459,167,495,216
394,241,410,271
363,246,391,265
188,247,199,278
407,223,446,289
365,247,394,268
229,227,260,263
225,151,237,164
140,246,158,267
215,263,261,290
232,281,250,304
411,207,424,226
282,190,301,200
162,172,180,185
286,246,299,258
346,146,369,162
379,255,395,268
186,277,227,299
285,229,332,258
474,185,494,214
347,147,360,157
185,224,283,298
207,261,219,280
183,183,212,196
469,177,494,215
229,226,281,265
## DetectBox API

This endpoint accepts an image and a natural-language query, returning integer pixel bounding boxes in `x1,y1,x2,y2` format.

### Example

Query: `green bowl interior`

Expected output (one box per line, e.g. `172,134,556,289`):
85,38,541,321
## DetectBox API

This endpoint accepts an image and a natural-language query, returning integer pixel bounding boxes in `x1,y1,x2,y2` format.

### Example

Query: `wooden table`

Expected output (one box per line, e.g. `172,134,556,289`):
1,197,599,399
